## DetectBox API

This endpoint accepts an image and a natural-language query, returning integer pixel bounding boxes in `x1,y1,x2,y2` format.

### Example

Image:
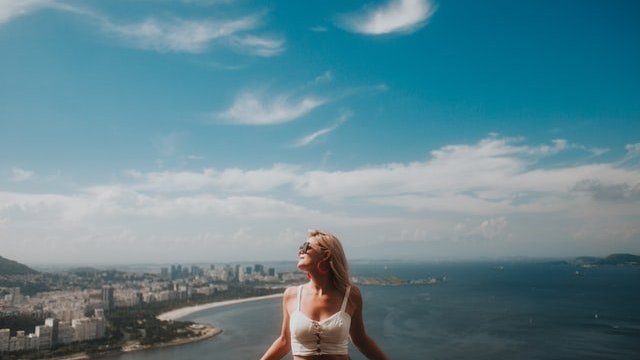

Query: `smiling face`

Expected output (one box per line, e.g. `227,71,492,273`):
296,239,326,272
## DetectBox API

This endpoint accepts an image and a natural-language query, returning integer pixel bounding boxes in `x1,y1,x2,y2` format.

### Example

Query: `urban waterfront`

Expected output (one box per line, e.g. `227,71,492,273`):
115,261,640,360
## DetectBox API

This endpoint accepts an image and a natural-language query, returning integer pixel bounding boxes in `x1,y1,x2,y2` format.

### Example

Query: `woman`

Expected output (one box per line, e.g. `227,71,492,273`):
260,230,389,360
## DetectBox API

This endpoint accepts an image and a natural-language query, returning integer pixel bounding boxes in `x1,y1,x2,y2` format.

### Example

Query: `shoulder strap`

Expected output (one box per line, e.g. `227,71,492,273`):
297,285,303,311
340,286,351,312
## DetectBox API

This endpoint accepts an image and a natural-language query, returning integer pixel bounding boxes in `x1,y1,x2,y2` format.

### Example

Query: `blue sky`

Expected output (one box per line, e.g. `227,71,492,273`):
1,0,639,265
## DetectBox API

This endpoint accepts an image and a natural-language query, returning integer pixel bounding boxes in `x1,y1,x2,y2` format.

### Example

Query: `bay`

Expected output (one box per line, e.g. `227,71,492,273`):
115,261,640,359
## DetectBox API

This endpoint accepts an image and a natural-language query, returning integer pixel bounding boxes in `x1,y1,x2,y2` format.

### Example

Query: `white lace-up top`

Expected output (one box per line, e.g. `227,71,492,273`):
290,285,351,356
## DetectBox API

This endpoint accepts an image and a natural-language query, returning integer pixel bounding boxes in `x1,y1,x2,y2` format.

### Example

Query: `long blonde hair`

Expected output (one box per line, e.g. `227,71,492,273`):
308,229,351,293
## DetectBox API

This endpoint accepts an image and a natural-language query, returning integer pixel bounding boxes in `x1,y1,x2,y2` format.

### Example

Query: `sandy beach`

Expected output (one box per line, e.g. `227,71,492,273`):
157,292,284,321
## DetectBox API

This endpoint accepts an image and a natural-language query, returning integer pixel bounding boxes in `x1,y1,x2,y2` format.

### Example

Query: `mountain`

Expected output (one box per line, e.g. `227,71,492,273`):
0,255,38,275
575,253,640,266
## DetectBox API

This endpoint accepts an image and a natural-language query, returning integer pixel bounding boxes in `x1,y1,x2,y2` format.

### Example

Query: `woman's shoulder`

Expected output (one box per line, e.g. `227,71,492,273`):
283,284,302,300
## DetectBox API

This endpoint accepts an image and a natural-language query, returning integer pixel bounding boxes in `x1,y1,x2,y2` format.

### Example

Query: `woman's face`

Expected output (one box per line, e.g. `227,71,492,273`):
297,239,324,271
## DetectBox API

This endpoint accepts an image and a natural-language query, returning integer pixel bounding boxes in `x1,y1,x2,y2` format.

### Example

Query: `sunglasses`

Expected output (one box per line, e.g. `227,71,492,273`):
298,241,325,254
298,241,317,254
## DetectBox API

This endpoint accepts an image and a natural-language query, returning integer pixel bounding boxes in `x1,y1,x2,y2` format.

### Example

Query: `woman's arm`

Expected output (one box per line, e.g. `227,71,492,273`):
349,286,390,360
260,287,295,360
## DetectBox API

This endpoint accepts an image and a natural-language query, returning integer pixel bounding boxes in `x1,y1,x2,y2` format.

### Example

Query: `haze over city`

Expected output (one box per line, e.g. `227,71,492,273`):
1,0,639,265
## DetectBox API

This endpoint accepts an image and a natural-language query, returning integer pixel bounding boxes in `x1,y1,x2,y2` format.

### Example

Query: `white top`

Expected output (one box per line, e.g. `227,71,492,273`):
290,285,352,356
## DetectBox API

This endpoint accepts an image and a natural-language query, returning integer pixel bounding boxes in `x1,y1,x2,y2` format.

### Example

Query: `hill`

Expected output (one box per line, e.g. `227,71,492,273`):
0,255,38,275
575,253,640,266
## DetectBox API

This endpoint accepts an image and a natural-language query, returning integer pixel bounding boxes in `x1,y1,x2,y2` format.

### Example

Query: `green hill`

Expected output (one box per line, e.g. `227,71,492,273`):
0,255,38,275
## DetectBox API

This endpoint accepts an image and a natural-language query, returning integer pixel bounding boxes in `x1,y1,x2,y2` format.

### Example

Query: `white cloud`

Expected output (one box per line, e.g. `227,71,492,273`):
216,91,325,125
292,111,350,147
0,0,91,26
10,167,34,182
229,34,285,57
2,136,639,263
126,164,299,193
102,14,260,53
340,0,436,35
0,0,55,25
626,143,640,156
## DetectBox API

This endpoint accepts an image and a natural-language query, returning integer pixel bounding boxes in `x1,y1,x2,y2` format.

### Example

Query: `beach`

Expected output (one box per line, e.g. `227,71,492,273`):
156,292,284,321
49,293,284,360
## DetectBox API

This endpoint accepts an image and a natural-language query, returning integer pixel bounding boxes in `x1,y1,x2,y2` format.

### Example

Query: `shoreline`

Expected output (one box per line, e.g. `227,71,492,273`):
157,292,284,321
51,292,284,360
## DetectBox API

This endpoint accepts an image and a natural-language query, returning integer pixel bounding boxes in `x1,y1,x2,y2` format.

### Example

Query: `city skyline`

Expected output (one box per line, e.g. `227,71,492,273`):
1,0,639,264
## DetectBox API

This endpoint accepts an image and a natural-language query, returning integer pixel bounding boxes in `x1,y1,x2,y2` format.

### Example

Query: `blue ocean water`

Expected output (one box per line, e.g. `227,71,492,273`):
115,262,640,359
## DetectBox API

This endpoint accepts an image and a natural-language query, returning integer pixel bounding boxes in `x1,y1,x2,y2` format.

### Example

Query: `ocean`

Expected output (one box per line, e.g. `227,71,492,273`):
114,261,640,359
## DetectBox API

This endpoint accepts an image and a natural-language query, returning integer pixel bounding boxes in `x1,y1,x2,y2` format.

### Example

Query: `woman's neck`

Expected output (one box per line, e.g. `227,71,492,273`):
307,273,333,294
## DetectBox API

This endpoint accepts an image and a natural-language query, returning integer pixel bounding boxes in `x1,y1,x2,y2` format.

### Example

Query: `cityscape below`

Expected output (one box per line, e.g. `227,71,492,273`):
0,260,304,356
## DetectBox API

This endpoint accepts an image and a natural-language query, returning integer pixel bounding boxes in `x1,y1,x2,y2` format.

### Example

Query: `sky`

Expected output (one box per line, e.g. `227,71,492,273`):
0,0,639,265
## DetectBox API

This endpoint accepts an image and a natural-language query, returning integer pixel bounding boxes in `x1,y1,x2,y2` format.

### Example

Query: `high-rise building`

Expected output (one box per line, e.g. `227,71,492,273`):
44,318,59,345
0,328,10,352
35,325,52,350
268,268,276,277
102,286,114,310
254,264,264,275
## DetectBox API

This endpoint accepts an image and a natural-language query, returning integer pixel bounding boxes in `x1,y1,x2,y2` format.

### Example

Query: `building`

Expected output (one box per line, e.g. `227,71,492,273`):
57,322,75,345
254,264,264,275
0,328,10,352
102,286,114,310
35,325,52,350
44,318,59,345
160,267,169,279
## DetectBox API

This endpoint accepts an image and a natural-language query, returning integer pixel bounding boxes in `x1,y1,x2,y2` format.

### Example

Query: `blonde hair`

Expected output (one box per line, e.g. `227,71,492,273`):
308,229,351,293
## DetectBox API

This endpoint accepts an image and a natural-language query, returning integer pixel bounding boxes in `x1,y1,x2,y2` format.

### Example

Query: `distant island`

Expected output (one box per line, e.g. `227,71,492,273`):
575,253,640,266
351,275,446,286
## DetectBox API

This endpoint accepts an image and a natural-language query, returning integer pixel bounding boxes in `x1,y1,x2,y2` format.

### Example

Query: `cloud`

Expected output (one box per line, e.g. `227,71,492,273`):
216,91,326,125
2,136,640,263
310,26,328,32
0,0,89,25
10,168,34,182
0,0,54,25
125,164,299,193
291,111,351,147
454,217,510,241
102,14,260,53
572,179,640,203
313,70,334,85
294,136,640,214
229,34,285,57
340,0,436,35
626,143,640,156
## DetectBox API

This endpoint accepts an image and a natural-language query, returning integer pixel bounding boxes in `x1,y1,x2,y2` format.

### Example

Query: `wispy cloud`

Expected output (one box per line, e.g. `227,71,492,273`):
313,70,334,85
0,0,88,25
0,0,53,25
216,91,326,125
292,111,351,148
10,167,34,182
229,34,285,57
310,26,328,32
340,0,437,35
102,14,260,53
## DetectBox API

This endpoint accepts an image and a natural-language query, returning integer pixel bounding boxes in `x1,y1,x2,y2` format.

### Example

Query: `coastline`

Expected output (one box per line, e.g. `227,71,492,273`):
51,292,283,360
157,292,284,321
